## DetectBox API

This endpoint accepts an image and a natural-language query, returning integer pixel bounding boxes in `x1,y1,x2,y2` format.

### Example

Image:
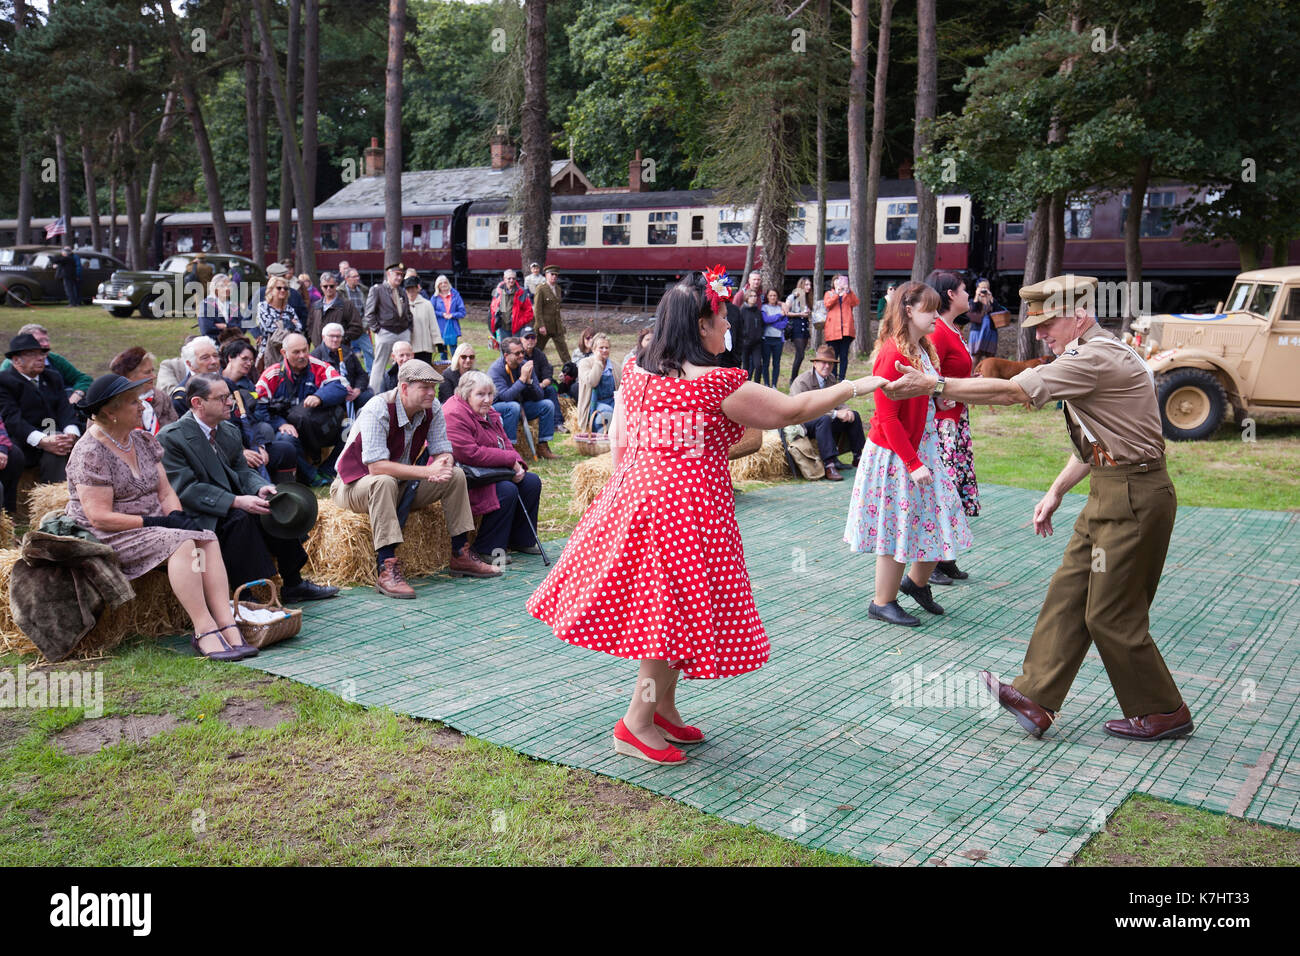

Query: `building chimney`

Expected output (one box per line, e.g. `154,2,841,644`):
491,125,516,170
898,159,914,180
364,137,384,177
628,149,643,193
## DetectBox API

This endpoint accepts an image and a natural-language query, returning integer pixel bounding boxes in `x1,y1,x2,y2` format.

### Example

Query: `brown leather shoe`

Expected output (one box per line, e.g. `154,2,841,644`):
448,548,503,579
1104,703,1194,741
535,440,557,460
824,463,843,482
376,557,416,599
980,670,1055,738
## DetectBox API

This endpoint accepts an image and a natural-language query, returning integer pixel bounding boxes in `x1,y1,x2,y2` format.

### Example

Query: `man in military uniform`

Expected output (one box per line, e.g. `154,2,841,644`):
884,274,1193,742
532,266,570,362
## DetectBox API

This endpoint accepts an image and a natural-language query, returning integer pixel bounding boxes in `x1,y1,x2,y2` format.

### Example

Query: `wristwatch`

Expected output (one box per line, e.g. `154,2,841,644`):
933,375,947,396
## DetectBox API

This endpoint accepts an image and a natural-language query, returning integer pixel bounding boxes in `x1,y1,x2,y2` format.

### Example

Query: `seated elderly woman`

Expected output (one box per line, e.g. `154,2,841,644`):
64,374,255,661
442,369,543,563
312,322,373,411
438,341,476,403
109,346,177,435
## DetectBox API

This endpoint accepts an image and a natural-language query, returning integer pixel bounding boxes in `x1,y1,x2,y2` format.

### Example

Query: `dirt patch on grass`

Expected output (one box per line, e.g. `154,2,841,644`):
55,714,182,755
218,697,296,731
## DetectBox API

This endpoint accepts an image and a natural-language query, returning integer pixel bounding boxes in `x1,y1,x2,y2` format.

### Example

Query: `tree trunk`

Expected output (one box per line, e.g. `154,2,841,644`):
14,0,31,245
812,0,830,345
278,0,301,265
143,90,178,266
519,0,550,274
1123,155,1152,333
848,0,870,354
383,0,406,266
242,3,267,266
1018,197,1050,359
123,120,143,272
299,0,319,274
910,0,937,280
759,116,792,296
1271,237,1289,268
741,187,764,285
1237,240,1259,273
54,129,73,239
80,135,103,252
862,0,893,355
1046,188,1065,277
109,173,118,257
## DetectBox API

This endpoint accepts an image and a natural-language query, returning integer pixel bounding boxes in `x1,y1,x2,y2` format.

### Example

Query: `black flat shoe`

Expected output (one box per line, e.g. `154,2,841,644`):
936,560,968,580
929,567,954,586
281,580,341,602
899,576,945,615
868,601,921,627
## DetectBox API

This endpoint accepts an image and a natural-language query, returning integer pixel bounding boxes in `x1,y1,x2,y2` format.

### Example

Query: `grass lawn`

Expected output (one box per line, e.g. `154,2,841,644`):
2,304,1297,865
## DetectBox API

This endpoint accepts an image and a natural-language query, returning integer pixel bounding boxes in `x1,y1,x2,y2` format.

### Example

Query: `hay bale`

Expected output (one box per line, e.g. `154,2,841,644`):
569,454,613,514
0,510,12,548
728,431,791,483
304,499,451,586
561,396,581,435
513,416,542,461
26,483,70,525
13,470,37,525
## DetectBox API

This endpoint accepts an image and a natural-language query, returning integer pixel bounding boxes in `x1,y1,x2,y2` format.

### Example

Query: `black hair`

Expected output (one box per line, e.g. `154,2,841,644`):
926,270,966,315
186,372,225,406
638,272,719,377
501,336,523,353
220,338,255,369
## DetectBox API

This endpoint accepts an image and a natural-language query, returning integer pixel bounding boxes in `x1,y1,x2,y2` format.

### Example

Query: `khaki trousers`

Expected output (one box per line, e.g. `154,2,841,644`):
331,468,475,552
1013,461,1184,718
536,314,570,364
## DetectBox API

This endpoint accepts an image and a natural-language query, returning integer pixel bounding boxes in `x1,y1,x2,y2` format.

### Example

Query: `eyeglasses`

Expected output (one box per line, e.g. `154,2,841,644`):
321,284,337,289
208,394,234,404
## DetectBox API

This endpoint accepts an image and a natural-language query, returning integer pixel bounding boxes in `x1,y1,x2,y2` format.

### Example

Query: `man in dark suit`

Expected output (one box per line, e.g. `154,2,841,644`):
788,344,865,482
0,333,82,482
364,262,414,393
158,373,338,603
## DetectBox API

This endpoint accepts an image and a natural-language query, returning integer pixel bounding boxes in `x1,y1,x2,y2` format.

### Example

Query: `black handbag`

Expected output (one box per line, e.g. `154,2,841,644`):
458,463,516,486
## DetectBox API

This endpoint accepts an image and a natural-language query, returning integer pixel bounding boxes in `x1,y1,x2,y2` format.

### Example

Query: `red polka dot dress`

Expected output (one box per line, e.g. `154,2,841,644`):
527,360,770,679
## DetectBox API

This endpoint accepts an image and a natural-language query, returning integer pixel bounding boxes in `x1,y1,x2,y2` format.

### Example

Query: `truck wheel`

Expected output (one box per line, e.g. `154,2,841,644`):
1157,368,1227,440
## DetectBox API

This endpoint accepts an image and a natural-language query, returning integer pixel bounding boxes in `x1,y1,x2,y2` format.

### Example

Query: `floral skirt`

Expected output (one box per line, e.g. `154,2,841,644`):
936,409,980,517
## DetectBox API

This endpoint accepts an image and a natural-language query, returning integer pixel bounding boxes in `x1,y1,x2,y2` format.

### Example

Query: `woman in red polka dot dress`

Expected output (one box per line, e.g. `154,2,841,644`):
528,270,886,765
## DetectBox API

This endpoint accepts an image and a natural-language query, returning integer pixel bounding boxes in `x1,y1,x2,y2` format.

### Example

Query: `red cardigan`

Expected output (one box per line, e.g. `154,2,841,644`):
929,317,971,423
867,339,930,471
443,395,527,515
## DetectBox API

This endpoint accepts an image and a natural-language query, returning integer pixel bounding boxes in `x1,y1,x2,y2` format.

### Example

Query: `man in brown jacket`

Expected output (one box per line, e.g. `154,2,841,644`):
307,272,364,348
532,266,570,362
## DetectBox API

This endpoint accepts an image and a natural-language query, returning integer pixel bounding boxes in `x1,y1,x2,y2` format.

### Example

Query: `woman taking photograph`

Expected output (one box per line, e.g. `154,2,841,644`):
65,374,254,661
927,271,981,585
966,277,1008,364
844,281,972,628
443,370,543,564
785,277,813,379
528,269,885,766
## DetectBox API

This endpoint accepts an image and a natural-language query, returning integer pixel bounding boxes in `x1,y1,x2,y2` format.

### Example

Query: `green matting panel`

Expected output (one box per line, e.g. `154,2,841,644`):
173,481,1300,865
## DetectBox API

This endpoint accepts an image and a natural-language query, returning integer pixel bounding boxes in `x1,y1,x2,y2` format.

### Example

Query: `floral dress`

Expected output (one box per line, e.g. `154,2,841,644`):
844,352,972,562
527,361,769,679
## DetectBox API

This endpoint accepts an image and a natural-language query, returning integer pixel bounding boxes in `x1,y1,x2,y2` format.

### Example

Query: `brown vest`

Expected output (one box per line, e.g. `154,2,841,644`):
337,401,431,484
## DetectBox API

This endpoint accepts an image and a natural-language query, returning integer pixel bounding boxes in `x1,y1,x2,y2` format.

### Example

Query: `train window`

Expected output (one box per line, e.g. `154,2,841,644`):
1004,222,1024,237
320,224,339,251
497,220,510,243
201,227,215,252
602,212,631,246
718,207,752,244
429,218,446,248
559,214,587,246
885,202,918,241
942,205,962,236
473,217,490,247
350,223,371,250
691,215,703,241
409,223,423,249
229,229,244,252
1065,202,1092,239
176,232,194,253
647,211,678,245
1121,190,1176,238
787,207,807,243
824,202,849,243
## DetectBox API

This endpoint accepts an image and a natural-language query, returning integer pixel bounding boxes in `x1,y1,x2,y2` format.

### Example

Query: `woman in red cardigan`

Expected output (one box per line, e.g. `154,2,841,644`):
444,369,543,563
844,281,972,627
926,271,980,585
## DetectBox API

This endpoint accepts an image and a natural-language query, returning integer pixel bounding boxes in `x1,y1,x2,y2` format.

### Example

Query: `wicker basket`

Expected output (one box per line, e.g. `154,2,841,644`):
992,312,1012,328
231,579,302,649
573,432,611,457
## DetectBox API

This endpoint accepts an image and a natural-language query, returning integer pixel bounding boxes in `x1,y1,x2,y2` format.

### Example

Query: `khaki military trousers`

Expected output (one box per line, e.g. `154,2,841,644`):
1014,460,1184,718
331,468,475,552
536,314,570,364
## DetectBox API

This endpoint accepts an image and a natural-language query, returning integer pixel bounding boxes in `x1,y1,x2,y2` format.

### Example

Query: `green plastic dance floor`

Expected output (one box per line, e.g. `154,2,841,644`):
187,481,1300,865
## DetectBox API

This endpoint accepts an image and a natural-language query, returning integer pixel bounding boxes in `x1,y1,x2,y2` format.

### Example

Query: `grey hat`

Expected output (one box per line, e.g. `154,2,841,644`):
398,359,443,384
265,263,290,277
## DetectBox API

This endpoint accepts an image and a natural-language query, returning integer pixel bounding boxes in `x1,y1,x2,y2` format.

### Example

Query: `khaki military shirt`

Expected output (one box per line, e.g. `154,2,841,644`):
1012,322,1165,466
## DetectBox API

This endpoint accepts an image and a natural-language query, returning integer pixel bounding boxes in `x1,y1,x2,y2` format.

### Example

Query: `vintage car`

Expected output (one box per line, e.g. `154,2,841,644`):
0,245,128,307
93,252,266,318
1133,266,1300,440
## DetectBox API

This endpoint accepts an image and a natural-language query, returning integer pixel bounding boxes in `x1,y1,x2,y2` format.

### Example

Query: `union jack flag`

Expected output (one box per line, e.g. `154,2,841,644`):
44,216,66,239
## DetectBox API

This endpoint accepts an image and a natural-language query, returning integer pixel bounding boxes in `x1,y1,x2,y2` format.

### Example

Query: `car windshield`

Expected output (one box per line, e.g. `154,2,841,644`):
1225,282,1252,312
160,257,189,274
1250,283,1279,318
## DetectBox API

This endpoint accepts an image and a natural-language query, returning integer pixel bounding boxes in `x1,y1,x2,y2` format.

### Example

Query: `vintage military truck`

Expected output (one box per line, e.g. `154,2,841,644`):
1132,266,1300,440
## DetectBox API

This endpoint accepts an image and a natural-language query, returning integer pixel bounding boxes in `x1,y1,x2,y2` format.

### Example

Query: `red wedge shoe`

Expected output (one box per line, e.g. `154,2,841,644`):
654,712,705,744
613,719,687,765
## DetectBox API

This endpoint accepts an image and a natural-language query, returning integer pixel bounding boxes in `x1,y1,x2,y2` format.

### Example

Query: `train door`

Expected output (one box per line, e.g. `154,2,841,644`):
451,202,470,286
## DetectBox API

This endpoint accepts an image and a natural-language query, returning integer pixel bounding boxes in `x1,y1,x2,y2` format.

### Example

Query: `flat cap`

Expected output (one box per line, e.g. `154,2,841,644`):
1019,274,1099,327
397,359,443,384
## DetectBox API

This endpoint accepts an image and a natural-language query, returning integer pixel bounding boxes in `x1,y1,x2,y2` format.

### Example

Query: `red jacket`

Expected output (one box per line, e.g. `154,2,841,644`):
929,317,971,424
867,339,930,471
489,282,534,339
442,394,527,515
823,288,859,341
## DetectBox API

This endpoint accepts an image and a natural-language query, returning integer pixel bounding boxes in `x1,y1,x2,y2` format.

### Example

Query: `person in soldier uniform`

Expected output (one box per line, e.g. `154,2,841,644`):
884,274,1193,742
532,266,570,362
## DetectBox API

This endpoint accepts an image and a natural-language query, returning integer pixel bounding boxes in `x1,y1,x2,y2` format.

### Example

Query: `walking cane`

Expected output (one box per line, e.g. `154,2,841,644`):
517,495,550,566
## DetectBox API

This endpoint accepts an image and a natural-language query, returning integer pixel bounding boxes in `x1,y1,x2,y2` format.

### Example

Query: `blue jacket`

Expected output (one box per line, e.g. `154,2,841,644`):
489,356,543,405
762,303,788,333
432,288,466,342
